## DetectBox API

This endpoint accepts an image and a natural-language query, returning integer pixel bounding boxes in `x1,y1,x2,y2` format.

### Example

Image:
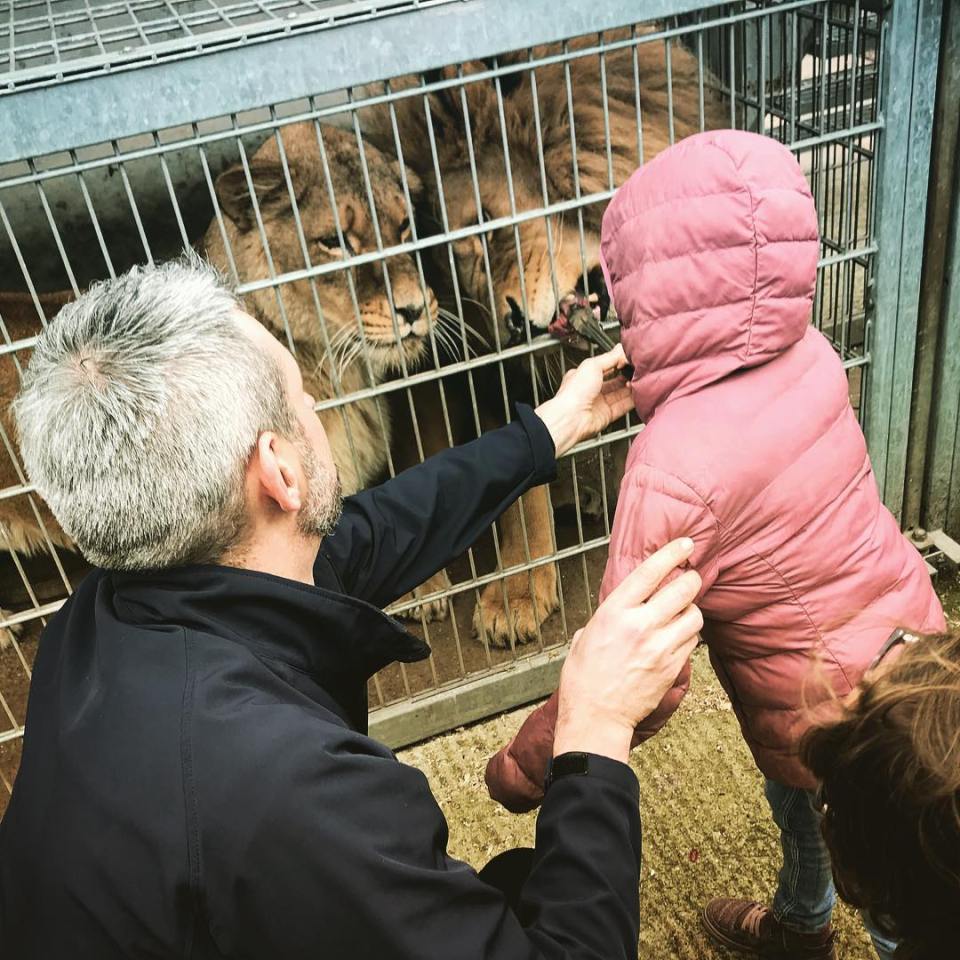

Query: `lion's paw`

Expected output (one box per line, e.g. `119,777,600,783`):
473,564,559,648
396,570,451,624
0,613,22,652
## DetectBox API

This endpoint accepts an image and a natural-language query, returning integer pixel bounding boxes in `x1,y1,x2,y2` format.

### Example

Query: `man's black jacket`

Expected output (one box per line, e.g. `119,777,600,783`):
0,406,642,959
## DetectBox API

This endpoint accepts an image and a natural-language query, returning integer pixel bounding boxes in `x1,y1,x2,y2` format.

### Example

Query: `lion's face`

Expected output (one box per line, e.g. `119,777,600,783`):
442,155,605,347
365,32,721,351
209,123,438,379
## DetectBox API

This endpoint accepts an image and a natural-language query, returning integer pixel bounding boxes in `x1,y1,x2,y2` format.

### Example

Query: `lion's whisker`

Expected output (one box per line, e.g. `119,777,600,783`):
433,319,463,360
337,338,364,384
437,308,491,350
320,324,358,372
459,296,492,320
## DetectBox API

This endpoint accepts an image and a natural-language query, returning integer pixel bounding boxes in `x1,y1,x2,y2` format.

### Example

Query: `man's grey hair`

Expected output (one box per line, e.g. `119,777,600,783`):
14,256,299,570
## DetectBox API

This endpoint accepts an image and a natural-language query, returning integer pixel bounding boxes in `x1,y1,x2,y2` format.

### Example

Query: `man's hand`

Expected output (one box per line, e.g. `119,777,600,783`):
553,538,703,763
534,345,633,458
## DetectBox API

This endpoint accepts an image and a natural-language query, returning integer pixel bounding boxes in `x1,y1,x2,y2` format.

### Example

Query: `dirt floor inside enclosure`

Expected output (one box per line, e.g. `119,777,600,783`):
400,574,960,960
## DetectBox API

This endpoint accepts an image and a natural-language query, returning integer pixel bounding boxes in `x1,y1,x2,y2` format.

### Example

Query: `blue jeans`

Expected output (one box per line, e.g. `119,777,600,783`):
764,780,898,959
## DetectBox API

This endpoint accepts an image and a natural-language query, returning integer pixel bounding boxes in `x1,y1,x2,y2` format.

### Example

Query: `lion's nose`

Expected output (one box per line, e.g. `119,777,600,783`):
397,304,424,325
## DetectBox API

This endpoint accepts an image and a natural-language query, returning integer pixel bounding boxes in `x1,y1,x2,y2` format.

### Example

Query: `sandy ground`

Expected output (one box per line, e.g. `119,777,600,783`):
399,572,960,960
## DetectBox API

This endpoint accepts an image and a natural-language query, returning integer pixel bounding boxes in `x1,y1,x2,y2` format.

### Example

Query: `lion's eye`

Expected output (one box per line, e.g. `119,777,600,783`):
398,218,411,243
316,233,355,256
480,207,494,228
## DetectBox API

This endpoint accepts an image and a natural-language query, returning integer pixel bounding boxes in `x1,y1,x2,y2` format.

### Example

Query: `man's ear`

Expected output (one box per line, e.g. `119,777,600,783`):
215,158,307,231
253,433,302,514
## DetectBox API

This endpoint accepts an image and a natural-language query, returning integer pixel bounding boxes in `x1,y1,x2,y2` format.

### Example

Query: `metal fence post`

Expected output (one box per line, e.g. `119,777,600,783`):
863,0,943,523
922,0,960,537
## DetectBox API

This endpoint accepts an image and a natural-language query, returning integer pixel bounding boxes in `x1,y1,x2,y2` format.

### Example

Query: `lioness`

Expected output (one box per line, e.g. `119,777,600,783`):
364,29,727,646
204,122,440,498
0,124,445,646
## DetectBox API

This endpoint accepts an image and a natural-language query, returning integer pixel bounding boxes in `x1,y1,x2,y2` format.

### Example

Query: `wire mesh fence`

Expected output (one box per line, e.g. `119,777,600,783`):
0,0,891,805
1,0,461,91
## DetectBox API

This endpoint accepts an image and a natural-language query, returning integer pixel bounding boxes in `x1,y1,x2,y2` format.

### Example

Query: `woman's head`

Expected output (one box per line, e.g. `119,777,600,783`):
802,630,960,960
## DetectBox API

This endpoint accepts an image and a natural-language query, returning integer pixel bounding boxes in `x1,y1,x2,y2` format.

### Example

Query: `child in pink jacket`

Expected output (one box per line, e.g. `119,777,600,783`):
486,131,944,960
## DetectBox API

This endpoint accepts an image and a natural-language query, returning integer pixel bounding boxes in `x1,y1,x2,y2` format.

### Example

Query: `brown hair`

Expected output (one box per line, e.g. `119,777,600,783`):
801,631,960,960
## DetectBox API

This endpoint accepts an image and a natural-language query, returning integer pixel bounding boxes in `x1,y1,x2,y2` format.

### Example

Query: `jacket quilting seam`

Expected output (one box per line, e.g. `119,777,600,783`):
706,140,759,361
624,293,811,328
614,235,814,274
622,462,841,686
602,182,812,254
618,463,724,565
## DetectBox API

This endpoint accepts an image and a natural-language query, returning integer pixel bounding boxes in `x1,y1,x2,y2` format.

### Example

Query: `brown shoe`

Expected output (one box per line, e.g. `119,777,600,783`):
701,898,837,959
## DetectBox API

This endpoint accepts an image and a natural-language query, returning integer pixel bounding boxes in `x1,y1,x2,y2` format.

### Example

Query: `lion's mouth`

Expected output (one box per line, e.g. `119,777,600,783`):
503,266,610,348
546,267,612,350
560,266,610,327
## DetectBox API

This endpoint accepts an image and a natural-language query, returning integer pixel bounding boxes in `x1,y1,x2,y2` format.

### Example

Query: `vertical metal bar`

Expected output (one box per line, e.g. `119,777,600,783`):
421,76,514,656
909,0,960,531
195,128,239,281
154,132,191,250
29,166,81,295
310,120,396,485
492,54,549,651
665,37,676,144
113,151,154,268
597,35,615,190
838,4,862,361
728,22,737,128
0,199,46,319
864,0,943,523
759,12,768,135
230,130,296,353
72,151,116,279
790,9,800,143
630,24,644,166
696,17,705,132
923,180,960,534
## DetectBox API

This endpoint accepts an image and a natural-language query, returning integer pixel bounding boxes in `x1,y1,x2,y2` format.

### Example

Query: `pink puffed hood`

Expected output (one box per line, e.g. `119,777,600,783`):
600,129,820,420
486,131,944,812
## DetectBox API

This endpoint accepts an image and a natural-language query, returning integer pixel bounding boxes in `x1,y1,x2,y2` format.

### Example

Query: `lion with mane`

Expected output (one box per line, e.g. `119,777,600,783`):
363,28,726,646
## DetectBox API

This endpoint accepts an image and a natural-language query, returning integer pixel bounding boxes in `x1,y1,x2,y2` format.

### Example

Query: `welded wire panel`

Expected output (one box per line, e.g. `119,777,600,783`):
0,0,462,92
0,0,890,803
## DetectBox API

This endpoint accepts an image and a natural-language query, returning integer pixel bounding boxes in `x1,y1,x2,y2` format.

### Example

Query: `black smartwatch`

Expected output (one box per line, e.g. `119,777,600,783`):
544,752,591,792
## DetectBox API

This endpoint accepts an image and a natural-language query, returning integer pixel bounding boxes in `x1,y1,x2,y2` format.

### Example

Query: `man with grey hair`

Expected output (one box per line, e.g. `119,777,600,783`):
0,257,703,959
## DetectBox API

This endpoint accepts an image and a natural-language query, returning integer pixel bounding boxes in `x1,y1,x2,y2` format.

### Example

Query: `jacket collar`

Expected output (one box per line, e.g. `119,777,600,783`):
109,562,430,691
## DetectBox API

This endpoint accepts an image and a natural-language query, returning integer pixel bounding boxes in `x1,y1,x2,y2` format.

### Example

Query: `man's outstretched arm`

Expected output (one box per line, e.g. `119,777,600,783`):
317,347,633,607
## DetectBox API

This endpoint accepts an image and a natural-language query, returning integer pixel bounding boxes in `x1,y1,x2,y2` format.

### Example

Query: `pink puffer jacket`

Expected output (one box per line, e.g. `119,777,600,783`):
486,130,945,811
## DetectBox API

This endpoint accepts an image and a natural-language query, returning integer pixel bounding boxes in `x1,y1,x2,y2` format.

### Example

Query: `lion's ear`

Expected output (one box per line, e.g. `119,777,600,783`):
215,158,303,230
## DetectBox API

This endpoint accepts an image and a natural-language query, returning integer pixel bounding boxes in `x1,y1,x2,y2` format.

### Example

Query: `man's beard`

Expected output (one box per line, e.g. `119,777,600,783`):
294,434,343,539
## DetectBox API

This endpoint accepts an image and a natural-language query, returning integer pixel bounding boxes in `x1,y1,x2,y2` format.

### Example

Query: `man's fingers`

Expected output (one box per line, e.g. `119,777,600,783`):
599,379,632,400
596,343,627,375
603,539,696,609
600,384,634,422
641,569,702,625
661,604,704,653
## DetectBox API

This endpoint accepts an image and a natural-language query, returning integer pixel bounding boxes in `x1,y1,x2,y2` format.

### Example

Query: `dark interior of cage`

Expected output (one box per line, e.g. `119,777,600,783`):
0,5,881,753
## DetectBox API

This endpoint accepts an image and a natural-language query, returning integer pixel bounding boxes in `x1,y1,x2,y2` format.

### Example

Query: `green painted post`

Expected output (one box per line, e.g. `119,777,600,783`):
864,0,943,524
